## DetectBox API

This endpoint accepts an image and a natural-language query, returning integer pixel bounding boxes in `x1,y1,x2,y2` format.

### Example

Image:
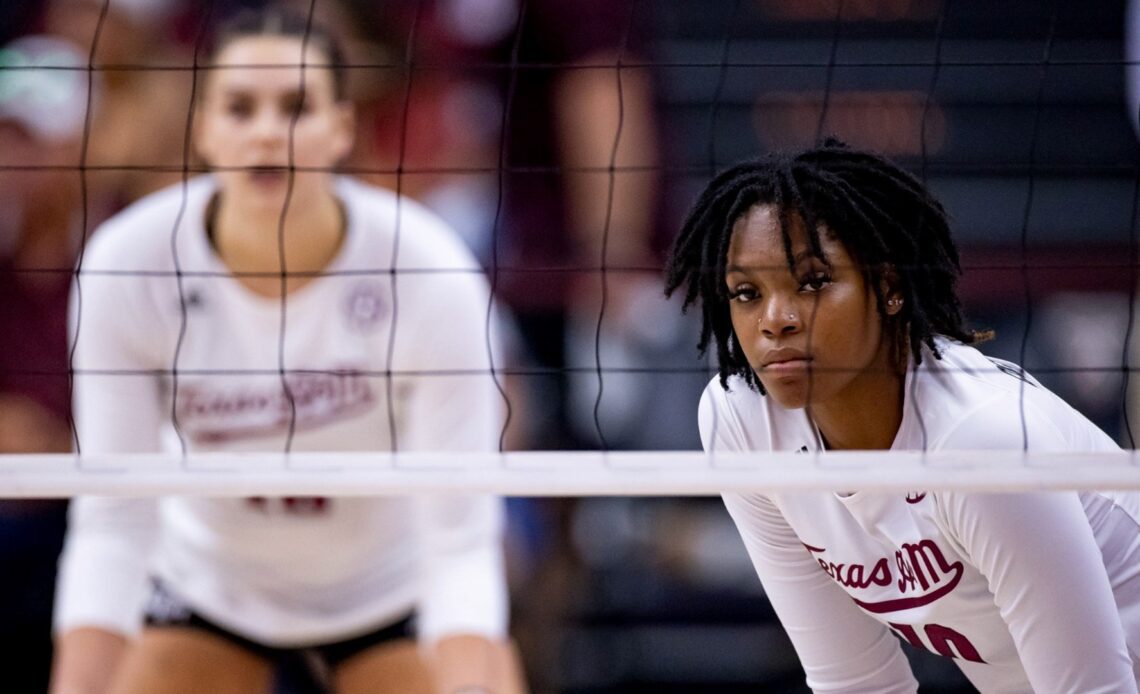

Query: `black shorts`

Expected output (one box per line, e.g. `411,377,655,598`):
143,579,415,669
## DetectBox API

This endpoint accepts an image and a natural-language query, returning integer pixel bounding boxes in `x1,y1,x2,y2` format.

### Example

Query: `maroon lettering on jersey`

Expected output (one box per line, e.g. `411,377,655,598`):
925,623,986,663
858,541,964,613
804,544,891,588
906,492,927,504
899,539,962,592
177,369,374,444
245,496,331,515
890,622,985,664
805,540,964,614
890,622,925,650
896,550,918,592
282,497,330,514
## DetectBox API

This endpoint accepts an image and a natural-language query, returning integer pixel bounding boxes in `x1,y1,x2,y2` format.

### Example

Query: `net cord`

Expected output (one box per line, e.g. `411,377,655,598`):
0,451,1136,497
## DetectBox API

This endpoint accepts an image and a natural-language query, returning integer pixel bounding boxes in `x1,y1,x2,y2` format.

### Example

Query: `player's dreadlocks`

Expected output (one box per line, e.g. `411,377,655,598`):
665,139,983,391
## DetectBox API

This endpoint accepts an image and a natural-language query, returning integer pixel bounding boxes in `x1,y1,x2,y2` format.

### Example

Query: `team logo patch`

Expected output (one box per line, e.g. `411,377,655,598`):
343,280,388,333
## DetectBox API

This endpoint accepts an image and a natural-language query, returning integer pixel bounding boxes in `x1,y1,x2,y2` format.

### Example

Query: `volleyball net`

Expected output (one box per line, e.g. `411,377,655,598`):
0,0,1138,496
0,450,1137,497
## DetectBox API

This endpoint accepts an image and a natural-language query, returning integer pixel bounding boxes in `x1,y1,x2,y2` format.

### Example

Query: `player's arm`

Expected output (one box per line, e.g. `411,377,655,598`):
937,409,1137,692
941,490,1136,692
407,401,520,694
939,478,1135,691
51,266,166,694
50,627,129,694
397,255,522,693
701,390,917,693
51,499,158,694
412,493,521,694
722,494,917,693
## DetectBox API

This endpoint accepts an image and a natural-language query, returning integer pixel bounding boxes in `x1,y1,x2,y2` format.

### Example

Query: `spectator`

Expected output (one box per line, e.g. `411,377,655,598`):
346,0,666,449
43,0,194,212
0,33,93,693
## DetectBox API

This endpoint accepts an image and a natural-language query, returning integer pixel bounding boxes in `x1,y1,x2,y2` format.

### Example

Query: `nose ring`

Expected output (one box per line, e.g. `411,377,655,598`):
760,312,797,326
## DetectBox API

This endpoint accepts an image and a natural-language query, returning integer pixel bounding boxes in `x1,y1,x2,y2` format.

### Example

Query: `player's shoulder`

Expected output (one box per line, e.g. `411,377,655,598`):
919,338,1116,451
915,339,1022,412
336,177,479,270
922,337,1080,412
84,177,214,270
698,374,775,452
700,373,752,420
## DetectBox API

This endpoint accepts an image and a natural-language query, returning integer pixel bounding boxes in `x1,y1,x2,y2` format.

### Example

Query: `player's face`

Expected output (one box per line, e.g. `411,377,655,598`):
194,35,352,207
725,204,898,412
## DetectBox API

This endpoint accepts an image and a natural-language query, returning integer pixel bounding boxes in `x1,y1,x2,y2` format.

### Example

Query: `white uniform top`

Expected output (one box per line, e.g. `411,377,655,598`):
56,176,509,647
700,337,1140,693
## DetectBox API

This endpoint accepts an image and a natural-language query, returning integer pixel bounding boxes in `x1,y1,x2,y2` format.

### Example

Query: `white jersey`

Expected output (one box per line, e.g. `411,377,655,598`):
56,176,509,647
700,338,1140,693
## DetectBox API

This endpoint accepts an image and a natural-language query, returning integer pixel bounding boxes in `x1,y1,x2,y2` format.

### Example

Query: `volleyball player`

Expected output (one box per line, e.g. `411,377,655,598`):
665,140,1140,691
51,10,522,694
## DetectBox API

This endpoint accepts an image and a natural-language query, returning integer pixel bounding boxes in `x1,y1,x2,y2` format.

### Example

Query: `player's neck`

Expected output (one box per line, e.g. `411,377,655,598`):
808,360,905,451
209,192,346,297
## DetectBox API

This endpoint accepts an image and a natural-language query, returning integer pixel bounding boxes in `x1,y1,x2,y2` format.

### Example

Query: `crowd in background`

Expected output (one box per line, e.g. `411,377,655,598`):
1,1,1137,692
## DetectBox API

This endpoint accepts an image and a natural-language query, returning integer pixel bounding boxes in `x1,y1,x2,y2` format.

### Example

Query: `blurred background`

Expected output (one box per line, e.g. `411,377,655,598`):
1,0,1137,692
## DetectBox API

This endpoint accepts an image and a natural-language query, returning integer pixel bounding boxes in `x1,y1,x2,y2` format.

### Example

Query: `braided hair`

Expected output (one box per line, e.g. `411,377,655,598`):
208,7,349,101
665,140,983,391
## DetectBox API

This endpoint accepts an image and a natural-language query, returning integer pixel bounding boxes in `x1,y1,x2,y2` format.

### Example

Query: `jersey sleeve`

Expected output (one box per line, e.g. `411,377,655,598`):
697,380,759,452
412,494,507,642
938,490,1136,692
936,409,1137,692
701,385,916,691
54,497,159,637
723,494,918,693
393,240,509,643
54,250,167,637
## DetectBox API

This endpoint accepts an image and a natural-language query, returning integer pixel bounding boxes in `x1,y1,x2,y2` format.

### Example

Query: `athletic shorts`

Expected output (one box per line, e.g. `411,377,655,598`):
143,578,415,668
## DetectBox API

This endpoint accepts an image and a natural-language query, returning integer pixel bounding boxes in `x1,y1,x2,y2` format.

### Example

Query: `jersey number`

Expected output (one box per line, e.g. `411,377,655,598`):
246,497,331,515
889,622,985,663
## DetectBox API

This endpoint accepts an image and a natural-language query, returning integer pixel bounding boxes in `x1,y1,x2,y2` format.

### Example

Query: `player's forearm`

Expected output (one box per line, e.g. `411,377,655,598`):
429,634,527,694
50,627,129,694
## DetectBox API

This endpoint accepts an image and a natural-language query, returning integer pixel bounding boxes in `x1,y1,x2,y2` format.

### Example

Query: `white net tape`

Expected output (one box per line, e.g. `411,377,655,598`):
1,451,1137,497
